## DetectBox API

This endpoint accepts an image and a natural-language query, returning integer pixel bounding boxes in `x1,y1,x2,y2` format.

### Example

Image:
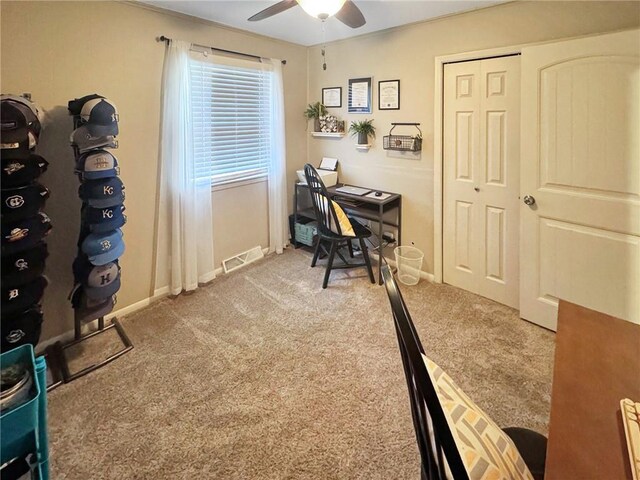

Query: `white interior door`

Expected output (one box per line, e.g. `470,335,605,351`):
443,56,521,308
520,29,640,330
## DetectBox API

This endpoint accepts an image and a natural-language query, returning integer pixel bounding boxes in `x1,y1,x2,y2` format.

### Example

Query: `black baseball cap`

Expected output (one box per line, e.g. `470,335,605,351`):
1,307,43,352
1,99,41,140
1,183,50,222
1,212,52,256
1,242,48,288
1,154,49,188
1,102,38,159
1,276,48,318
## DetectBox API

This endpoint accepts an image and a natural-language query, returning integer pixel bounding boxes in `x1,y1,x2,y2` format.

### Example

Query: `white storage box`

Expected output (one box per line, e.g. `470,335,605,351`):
296,169,338,187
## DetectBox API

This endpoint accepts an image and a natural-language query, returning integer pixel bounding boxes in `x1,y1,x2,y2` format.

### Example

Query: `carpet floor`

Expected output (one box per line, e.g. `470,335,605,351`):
48,249,555,479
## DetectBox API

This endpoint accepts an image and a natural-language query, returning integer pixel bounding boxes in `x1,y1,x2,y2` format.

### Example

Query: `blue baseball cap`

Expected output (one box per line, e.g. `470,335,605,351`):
83,204,126,233
73,255,121,300
79,177,124,208
76,149,119,180
81,229,124,265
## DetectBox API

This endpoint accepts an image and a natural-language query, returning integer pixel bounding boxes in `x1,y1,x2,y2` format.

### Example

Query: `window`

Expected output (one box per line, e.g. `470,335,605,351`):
190,55,272,186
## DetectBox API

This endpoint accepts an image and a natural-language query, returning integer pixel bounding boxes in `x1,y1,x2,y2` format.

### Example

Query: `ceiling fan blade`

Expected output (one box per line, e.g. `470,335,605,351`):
248,0,298,22
335,0,366,28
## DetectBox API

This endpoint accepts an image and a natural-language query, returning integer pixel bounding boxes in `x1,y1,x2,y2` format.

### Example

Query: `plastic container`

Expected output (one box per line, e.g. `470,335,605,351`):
0,344,49,480
294,219,318,247
394,246,424,286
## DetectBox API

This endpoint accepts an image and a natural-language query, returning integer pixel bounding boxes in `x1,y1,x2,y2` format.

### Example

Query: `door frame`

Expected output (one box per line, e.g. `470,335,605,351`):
433,45,523,283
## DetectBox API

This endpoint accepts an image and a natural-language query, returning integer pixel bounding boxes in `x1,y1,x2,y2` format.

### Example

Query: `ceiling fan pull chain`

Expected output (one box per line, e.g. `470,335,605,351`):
321,20,327,71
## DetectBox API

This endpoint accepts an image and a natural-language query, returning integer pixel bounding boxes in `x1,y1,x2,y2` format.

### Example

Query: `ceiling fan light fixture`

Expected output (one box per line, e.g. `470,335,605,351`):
297,0,346,20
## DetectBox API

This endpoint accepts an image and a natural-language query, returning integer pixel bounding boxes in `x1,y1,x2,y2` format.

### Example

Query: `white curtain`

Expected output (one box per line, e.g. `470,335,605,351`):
264,58,289,254
156,40,215,295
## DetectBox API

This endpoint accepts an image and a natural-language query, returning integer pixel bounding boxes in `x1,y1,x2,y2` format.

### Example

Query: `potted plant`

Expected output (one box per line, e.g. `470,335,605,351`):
349,119,376,145
304,102,327,132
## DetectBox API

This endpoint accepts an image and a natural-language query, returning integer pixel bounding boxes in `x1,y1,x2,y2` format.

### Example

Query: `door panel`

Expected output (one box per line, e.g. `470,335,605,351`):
520,29,640,329
444,56,520,308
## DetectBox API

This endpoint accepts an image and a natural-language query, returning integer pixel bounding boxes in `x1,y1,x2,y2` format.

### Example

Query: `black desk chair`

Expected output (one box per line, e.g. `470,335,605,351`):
303,164,375,289
381,264,547,480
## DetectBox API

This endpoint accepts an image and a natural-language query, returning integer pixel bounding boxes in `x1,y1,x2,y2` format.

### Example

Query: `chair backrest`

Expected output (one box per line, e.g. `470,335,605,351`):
381,264,469,480
303,163,343,236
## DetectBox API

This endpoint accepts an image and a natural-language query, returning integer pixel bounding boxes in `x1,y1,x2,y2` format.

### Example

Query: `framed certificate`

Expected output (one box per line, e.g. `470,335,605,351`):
348,77,372,114
378,79,400,110
322,87,342,108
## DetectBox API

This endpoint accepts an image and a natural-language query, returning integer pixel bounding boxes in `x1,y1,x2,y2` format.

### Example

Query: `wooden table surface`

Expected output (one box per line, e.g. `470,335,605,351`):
546,301,640,480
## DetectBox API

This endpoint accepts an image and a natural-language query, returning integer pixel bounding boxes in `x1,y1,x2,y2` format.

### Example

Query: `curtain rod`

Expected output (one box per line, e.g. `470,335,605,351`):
157,35,286,65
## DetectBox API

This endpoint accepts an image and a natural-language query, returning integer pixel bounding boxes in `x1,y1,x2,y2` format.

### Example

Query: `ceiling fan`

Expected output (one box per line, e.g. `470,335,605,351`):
248,0,366,28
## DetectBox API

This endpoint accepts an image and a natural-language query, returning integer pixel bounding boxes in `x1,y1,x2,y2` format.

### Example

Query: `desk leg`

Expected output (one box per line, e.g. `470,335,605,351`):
378,204,384,285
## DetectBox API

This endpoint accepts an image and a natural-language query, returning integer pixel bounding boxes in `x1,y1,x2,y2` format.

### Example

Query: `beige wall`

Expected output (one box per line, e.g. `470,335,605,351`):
307,1,640,275
0,1,308,340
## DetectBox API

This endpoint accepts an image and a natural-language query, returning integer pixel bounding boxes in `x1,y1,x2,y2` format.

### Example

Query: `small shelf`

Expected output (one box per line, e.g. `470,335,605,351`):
311,132,345,138
356,144,371,151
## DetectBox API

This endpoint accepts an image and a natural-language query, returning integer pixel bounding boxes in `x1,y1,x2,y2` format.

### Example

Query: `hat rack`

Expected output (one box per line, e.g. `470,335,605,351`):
49,96,132,385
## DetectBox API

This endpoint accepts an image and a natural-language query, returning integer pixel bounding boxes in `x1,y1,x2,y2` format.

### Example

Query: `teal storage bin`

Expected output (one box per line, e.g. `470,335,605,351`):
0,344,49,480
294,220,317,247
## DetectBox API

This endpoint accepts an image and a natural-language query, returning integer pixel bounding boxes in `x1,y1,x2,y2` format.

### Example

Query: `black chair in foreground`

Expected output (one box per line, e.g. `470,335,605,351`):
303,164,375,289
381,264,547,480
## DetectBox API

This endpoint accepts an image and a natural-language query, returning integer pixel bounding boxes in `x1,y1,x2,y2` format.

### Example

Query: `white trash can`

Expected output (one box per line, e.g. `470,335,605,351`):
394,246,424,286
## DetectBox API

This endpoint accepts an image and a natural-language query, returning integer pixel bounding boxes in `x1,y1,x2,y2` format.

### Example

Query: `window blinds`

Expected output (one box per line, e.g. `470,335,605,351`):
190,57,272,185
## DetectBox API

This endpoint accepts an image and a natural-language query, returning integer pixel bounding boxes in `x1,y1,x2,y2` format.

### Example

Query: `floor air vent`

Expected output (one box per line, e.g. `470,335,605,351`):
222,246,264,274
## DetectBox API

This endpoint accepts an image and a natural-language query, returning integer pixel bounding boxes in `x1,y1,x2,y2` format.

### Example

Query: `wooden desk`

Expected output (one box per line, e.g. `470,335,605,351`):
293,183,402,284
546,301,640,480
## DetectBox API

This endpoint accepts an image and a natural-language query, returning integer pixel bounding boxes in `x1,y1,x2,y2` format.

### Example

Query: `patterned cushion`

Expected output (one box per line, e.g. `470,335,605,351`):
423,355,533,480
321,197,355,236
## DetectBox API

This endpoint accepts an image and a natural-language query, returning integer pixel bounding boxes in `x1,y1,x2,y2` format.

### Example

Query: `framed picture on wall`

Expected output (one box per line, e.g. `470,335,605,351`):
348,77,372,114
322,87,342,108
378,80,400,110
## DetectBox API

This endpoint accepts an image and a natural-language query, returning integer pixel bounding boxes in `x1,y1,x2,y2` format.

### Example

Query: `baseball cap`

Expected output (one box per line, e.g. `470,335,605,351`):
73,255,121,300
1,94,45,124
1,154,49,188
75,149,119,180
1,307,43,352
1,212,52,256
78,177,124,208
1,103,38,159
83,204,126,233
80,98,119,137
69,125,117,154
1,183,50,222
1,242,48,288
73,291,116,324
68,93,104,116
81,228,124,265
1,276,48,318
1,98,41,139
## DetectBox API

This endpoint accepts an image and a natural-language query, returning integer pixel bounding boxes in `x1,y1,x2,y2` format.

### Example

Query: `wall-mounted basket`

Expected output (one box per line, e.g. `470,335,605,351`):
383,123,422,152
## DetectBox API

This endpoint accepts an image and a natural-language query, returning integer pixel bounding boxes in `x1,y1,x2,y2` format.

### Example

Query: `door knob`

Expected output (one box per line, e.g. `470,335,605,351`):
474,187,480,192
523,195,536,206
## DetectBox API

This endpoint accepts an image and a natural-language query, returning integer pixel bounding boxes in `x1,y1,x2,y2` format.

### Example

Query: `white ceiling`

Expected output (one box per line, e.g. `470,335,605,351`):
141,1,502,46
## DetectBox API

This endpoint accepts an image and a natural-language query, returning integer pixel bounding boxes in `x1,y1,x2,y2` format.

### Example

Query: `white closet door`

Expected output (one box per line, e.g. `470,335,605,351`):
443,56,521,308
520,29,640,330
